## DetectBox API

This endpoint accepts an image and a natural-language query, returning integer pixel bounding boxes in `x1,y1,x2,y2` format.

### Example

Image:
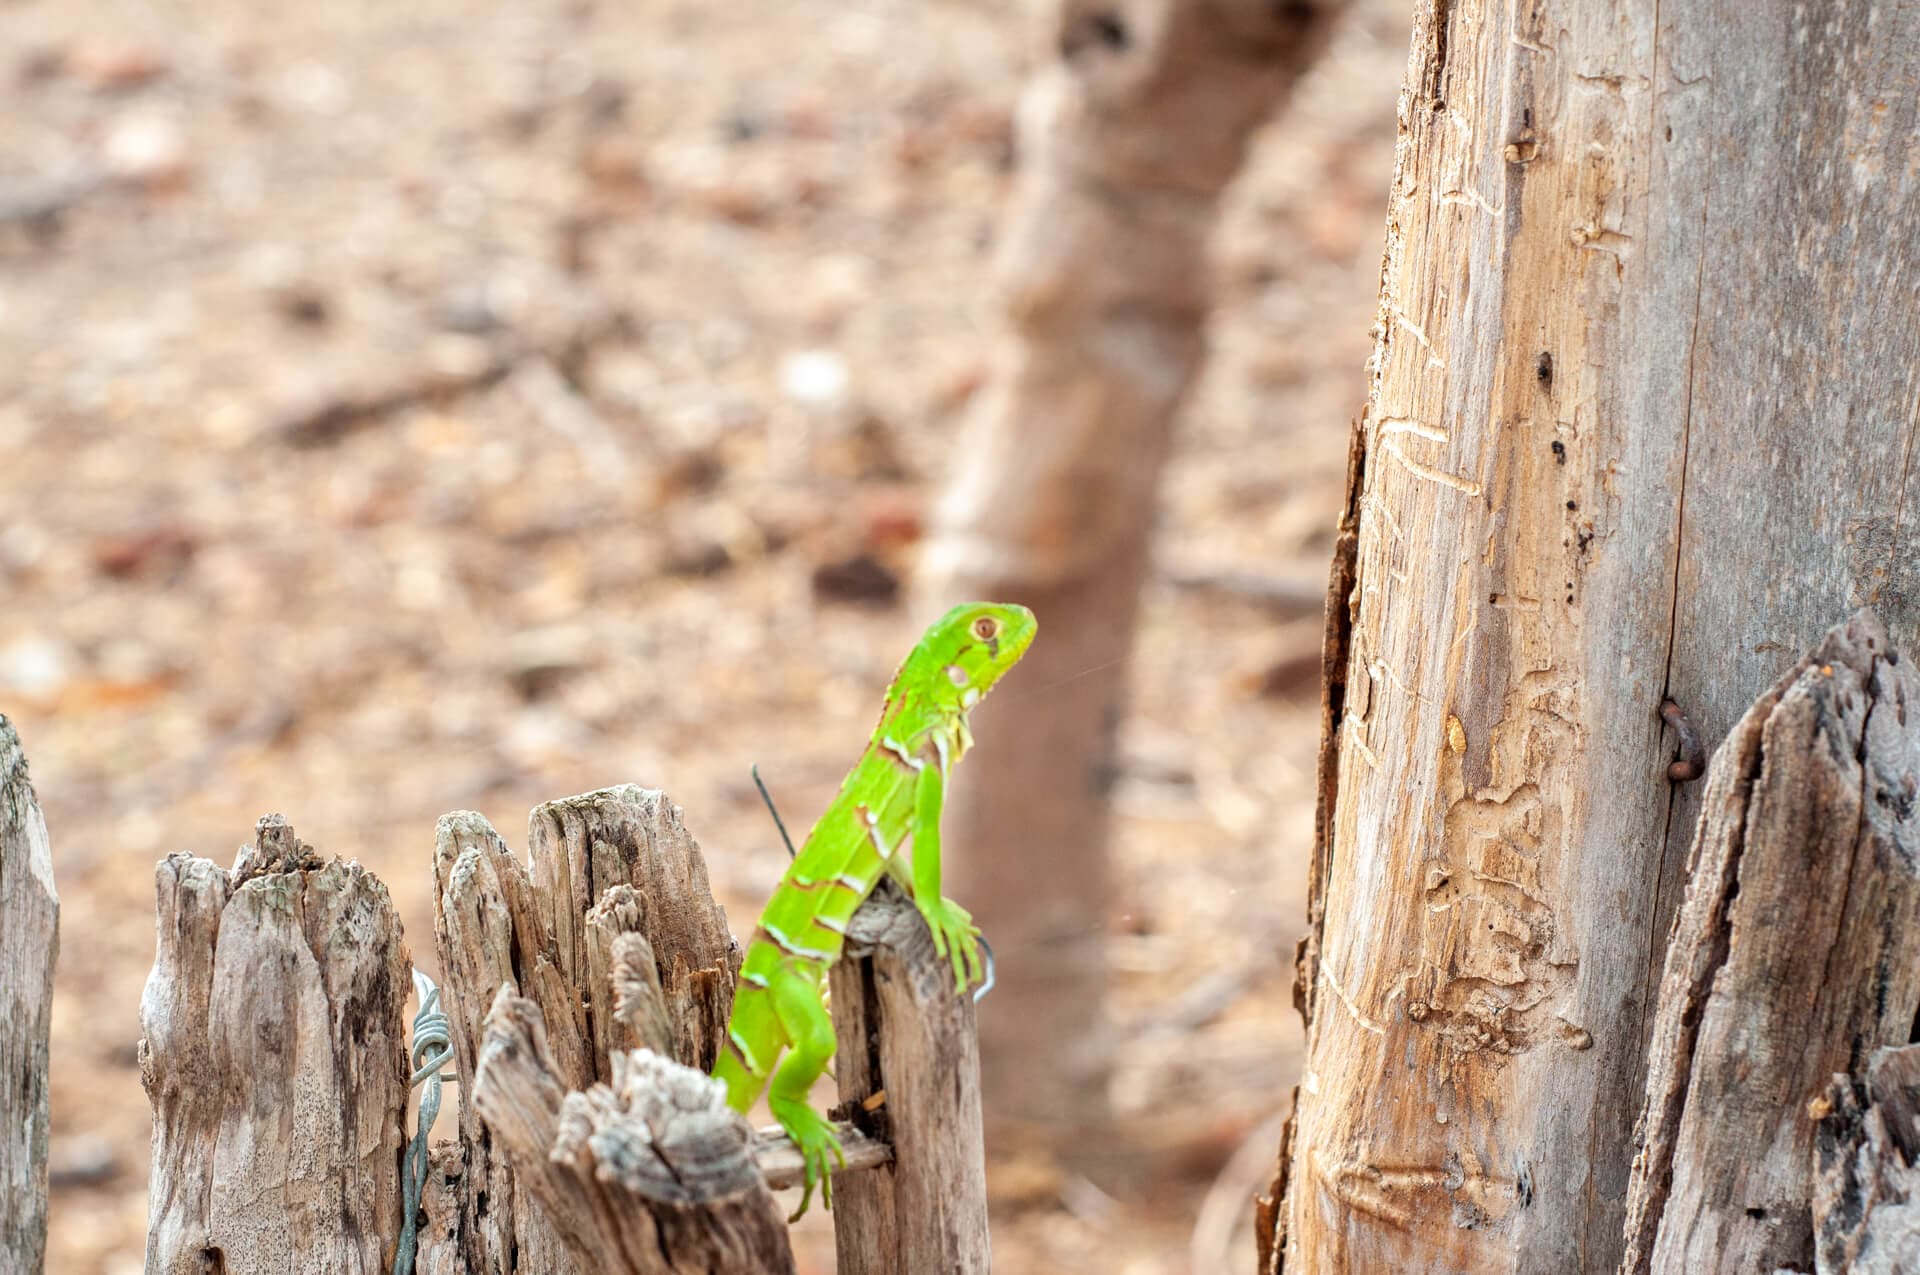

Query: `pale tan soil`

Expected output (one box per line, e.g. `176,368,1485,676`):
0,0,1406,1269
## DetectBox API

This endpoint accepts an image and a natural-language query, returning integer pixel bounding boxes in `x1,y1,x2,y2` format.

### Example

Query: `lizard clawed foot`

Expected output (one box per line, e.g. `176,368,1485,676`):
770,1099,846,1220
922,897,985,995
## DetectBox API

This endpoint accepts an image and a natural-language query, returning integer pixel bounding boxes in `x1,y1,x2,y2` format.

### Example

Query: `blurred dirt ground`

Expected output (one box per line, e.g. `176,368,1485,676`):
0,0,1405,1270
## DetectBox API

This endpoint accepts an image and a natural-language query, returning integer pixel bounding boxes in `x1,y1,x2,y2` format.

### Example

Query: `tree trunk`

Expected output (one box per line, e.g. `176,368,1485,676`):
1,717,56,1275
1265,0,1920,1269
918,0,1348,1145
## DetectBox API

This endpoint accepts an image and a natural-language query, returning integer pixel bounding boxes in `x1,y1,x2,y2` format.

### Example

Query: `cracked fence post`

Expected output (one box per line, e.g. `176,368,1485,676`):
425,789,742,1274
828,881,991,1275
1262,0,1920,1269
2,717,57,1275
1621,613,1920,1274
470,988,797,1275
438,792,982,1274
140,815,412,1275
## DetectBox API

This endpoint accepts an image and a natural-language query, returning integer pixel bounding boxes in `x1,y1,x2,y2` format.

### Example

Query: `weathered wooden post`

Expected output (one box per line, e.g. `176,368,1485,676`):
139,784,992,1274
1262,0,1920,1264
140,815,412,1275
423,789,761,1272
1622,613,1920,1273
431,791,988,1274
829,882,991,1274
2,716,57,1275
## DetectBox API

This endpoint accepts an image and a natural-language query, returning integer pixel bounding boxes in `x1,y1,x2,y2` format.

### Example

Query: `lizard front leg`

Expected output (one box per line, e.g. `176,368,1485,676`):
900,746,986,995
766,965,845,1219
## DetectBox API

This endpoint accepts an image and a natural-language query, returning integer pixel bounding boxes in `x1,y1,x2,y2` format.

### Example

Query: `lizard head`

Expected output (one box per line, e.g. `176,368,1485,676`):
920,601,1036,713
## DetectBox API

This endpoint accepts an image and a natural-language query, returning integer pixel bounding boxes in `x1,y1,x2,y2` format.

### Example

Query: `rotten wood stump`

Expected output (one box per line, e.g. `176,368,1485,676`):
453,819,988,1274
139,814,412,1275
1623,612,1920,1274
1,716,57,1275
1266,0,1920,1265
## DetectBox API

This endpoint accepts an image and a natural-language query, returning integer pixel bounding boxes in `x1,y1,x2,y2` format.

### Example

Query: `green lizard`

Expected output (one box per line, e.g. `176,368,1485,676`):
713,601,1037,1217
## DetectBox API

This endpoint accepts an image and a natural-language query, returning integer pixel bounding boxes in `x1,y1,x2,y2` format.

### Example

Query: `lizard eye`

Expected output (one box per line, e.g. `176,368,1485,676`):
972,616,1000,641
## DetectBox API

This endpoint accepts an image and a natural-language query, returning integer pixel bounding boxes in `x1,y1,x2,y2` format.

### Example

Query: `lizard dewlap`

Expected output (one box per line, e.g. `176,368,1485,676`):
712,601,1036,1218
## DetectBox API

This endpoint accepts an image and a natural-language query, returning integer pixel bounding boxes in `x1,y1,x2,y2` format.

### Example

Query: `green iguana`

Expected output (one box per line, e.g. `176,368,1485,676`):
713,601,1037,1217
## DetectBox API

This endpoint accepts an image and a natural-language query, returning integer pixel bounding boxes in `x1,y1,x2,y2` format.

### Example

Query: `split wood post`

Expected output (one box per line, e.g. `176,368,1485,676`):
425,788,743,1274
1620,613,1920,1273
439,794,987,1274
139,814,412,1275
917,0,1349,1145
828,881,991,1275
1262,0,1920,1269
1811,1043,1920,1274
469,986,797,1275
1,716,56,1275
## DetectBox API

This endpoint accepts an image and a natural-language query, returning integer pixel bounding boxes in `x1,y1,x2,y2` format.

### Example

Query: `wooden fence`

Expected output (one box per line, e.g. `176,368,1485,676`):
3,612,1919,1273
9,759,988,1274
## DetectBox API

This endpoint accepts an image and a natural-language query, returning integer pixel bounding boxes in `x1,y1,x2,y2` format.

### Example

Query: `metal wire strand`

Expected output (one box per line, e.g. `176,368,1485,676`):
393,969,456,1275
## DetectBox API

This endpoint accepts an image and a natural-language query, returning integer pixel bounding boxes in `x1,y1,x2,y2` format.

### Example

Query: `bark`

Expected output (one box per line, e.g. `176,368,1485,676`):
139,814,412,1275
919,0,1349,1143
1267,0,1920,1269
1621,613,1920,1273
1812,1043,1920,1275
829,882,991,1274
1,717,56,1275
426,788,741,1275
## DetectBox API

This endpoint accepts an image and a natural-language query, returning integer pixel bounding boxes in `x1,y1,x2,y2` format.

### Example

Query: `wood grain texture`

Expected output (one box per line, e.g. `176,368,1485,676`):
1621,613,1920,1273
529,786,739,1073
471,989,795,1275
140,815,411,1275
1,717,56,1275
1813,1043,1920,1275
919,0,1349,1141
427,790,740,1275
429,810,586,1275
1273,0,1920,1269
830,881,991,1274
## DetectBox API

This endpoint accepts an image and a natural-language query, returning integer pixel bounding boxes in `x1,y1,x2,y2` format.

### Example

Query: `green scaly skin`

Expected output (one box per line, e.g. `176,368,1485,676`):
712,601,1037,1218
